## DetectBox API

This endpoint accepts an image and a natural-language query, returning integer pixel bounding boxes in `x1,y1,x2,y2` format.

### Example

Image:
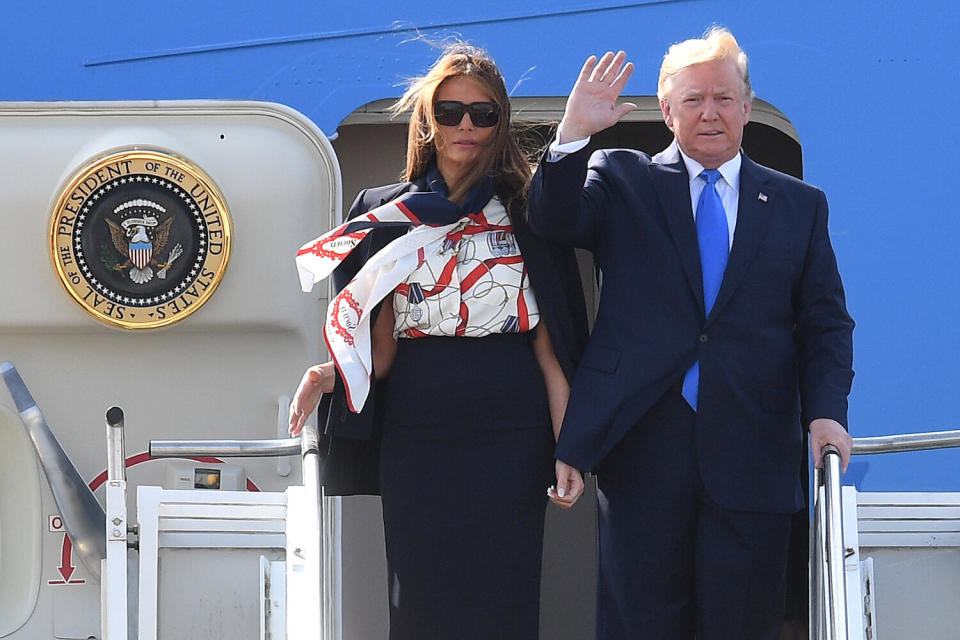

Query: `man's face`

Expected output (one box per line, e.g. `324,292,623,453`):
660,59,751,169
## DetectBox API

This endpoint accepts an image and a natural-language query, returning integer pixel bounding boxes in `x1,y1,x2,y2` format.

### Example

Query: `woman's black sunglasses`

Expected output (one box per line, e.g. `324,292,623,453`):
434,101,501,128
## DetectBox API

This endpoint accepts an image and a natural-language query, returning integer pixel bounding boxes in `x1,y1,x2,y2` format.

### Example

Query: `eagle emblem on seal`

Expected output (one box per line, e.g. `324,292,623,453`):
104,199,183,284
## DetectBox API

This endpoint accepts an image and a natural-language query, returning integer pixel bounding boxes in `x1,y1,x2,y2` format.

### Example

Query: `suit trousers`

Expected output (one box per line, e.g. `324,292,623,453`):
595,388,793,640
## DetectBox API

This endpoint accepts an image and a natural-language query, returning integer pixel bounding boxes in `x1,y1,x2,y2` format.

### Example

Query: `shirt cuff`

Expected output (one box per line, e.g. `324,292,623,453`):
546,136,591,163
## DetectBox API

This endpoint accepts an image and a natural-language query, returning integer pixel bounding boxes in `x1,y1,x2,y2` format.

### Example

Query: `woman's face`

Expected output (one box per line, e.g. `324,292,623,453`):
433,76,498,183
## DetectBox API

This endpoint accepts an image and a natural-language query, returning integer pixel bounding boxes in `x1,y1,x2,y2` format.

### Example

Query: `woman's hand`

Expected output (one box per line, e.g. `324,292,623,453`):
548,459,585,509
288,362,335,436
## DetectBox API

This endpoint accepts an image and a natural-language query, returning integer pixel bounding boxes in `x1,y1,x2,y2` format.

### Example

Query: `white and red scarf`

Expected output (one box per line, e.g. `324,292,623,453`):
296,178,534,413
391,198,537,341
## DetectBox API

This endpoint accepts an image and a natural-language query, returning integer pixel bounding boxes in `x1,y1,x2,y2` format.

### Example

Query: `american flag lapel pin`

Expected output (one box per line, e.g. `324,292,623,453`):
758,192,768,202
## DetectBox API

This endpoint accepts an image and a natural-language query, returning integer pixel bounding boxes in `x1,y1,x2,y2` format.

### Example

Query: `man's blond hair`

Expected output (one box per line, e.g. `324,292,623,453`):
657,27,753,102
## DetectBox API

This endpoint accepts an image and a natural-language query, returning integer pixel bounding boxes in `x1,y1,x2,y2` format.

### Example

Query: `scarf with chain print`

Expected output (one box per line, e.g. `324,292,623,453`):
295,169,506,412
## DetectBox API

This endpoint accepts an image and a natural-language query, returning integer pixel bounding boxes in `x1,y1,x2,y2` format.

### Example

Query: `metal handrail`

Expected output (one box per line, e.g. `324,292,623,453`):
149,423,327,639
149,437,301,458
851,429,960,455
147,425,322,514
813,429,960,639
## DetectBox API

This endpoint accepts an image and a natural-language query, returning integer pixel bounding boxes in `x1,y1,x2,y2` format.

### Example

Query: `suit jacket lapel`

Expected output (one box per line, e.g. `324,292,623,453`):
708,154,775,323
648,149,704,314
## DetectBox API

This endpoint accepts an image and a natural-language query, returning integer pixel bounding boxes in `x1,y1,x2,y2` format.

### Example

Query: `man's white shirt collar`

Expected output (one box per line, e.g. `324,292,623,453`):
654,139,741,192
654,139,740,248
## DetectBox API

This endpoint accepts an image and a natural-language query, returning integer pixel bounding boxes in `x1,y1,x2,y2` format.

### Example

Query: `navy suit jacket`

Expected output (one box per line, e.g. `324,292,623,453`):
528,142,854,513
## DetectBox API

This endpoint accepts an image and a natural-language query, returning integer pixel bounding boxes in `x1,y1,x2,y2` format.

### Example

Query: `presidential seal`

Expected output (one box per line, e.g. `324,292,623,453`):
50,149,231,329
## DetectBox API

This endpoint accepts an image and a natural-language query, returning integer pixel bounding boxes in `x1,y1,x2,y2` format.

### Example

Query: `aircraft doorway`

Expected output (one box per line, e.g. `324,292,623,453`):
331,96,803,640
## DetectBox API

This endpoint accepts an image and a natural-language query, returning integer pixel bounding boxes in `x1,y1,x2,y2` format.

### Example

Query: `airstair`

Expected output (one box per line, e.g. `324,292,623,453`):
811,431,960,639
3,362,335,640
105,412,337,640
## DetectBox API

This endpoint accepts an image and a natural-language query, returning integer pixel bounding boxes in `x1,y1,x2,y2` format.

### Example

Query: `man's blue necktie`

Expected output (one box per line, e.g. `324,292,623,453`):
681,169,729,410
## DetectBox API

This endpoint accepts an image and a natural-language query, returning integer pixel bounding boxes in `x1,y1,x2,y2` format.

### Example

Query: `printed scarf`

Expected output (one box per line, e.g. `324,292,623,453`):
295,171,496,412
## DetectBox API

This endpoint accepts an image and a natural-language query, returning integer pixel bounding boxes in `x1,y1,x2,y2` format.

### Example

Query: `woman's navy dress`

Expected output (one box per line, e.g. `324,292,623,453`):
381,334,553,638
317,177,588,639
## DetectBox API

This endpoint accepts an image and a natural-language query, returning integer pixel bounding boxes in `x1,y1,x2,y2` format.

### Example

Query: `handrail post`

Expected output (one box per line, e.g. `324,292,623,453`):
810,465,826,639
821,444,848,640
106,407,126,483
299,422,325,639
102,407,128,640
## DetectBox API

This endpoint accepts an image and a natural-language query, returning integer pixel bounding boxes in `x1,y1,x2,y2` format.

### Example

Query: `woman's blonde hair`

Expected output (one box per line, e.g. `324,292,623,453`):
392,44,530,206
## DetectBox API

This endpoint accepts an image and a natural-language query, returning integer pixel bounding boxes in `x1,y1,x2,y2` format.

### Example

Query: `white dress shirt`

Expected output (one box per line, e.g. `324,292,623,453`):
547,136,741,250
678,147,740,251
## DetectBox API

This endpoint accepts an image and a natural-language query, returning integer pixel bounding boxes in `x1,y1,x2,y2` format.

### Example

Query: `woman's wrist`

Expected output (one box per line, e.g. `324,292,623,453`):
321,361,336,394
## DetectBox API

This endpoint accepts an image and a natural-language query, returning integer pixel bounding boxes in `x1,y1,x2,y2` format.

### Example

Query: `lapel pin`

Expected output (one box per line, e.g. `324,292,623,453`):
758,192,768,202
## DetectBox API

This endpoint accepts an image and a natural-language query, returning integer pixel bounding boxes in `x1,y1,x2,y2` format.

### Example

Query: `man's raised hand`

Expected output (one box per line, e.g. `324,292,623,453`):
558,51,637,143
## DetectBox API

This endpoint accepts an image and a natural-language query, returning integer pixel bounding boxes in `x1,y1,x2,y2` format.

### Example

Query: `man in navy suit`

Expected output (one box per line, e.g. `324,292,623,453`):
533,28,855,639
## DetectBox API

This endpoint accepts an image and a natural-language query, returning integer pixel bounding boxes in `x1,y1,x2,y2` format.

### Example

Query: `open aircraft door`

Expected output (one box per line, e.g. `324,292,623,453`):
0,101,340,639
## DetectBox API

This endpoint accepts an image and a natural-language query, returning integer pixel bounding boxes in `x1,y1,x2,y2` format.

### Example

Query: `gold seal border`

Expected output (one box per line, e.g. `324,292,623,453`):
49,148,233,330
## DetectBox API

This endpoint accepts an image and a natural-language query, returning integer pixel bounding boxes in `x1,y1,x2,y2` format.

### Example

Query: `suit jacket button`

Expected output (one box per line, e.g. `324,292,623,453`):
699,333,708,343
